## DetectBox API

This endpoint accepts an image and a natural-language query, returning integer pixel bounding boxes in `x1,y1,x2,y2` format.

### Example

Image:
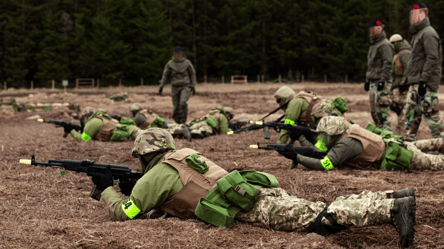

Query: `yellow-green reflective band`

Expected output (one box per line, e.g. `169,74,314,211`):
284,119,295,126
320,156,334,170
122,198,141,219
315,140,328,152
81,132,92,141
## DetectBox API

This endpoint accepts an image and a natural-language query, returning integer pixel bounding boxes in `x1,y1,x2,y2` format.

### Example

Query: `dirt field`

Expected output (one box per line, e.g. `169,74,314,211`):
1,83,443,248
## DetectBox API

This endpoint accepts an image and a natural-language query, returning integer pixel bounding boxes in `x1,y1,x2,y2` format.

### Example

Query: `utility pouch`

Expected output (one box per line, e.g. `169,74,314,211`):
205,116,218,129
216,170,261,211
365,123,382,135
418,82,427,97
239,170,279,187
119,117,136,126
185,154,209,174
110,125,130,141
332,96,348,113
377,81,385,91
149,117,165,128
380,142,412,170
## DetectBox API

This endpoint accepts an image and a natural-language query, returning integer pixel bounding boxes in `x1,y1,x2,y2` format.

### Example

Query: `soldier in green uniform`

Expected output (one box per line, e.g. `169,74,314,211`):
87,128,416,248
403,2,444,141
389,34,411,130
159,46,196,124
188,107,234,139
129,103,191,141
365,19,394,131
295,116,444,171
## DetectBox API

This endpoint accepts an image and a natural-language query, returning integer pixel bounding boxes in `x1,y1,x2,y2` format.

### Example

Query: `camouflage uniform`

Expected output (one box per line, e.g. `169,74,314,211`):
159,54,196,124
403,17,444,141
366,31,394,130
189,107,233,136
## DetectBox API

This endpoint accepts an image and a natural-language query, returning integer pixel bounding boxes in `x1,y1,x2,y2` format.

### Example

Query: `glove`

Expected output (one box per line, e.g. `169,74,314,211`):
402,78,409,86
158,86,163,96
418,81,427,97
119,179,137,196
64,125,75,134
191,86,196,95
377,81,385,91
364,82,370,91
87,166,113,191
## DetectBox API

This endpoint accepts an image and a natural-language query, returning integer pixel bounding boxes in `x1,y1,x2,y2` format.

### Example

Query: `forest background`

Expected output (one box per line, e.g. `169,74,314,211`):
1,0,443,88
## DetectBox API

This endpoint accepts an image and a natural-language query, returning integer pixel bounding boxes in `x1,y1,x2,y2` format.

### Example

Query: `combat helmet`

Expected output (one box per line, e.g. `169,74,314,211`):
223,107,235,120
130,103,143,113
274,86,296,105
316,116,348,136
132,128,176,158
389,34,403,43
311,102,334,127
80,107,95,127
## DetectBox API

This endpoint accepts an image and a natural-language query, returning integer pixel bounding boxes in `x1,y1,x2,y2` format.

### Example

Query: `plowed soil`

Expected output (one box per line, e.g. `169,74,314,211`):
1,83,443,248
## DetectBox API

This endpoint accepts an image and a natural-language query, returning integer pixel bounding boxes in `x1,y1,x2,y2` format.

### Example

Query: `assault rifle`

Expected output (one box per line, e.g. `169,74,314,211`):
229,121,316,141
110,115,122,121
228,121,253,131
19,155,144,200
250,143,327,168
38,119,82,138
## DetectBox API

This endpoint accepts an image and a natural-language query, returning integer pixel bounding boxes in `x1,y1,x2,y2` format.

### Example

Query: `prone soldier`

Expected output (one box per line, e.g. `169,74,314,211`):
188,107,234,139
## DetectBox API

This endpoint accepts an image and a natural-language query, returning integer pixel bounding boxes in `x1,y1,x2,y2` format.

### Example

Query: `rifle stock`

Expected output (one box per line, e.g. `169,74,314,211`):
38,119,82,138
19,155,144,201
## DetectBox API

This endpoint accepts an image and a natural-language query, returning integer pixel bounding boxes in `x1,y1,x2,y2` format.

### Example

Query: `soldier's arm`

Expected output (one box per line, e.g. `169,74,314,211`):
70,118,103,142
101,163,183,221
296,138,363,170
187,61,197,86
218,114,230,134
400,51,411,80
420,33,440,83
379,44,394,82
298,134,314,149
278,99,309,144
160,62,172,87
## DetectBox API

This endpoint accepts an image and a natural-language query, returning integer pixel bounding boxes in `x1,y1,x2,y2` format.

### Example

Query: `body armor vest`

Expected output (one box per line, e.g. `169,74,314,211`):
393,50,407,76
159,148,228,219
94,114,120,141
342,124,386,168
294,91,323,122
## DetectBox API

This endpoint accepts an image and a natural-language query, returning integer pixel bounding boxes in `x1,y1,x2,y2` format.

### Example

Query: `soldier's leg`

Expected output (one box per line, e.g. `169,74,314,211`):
422,89,444,138
369,82,381,126
413,137,444,152
397,89,408,130
405,142,444,170
171,86,181,124
190,121,213,137
403,85,422,141
236,188,325,231
178,86,191,123
377,82,393,130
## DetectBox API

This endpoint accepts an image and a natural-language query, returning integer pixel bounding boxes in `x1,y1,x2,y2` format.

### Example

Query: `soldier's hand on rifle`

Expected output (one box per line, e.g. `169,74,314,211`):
63,124,76,134
158,86,163,96
191,86,196,95
119,179,137,196
87,166,113,191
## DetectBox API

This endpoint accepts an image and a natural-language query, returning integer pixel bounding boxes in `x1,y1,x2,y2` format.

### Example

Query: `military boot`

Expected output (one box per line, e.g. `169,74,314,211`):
387,187,415,199
391,196,416,248
191,131,204,139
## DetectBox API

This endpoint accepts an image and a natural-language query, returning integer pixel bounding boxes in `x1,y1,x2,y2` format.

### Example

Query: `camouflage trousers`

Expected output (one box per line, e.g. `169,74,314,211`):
172,86,191,124
403,84,444,141
405,140,444,170
190,121,214,136
164,123,188,136
391,87,408,130
236,188,394,232
369,81,392,130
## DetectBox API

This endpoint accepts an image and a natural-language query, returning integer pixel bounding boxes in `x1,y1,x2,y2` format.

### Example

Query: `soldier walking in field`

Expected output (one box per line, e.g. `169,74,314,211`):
87,128,416,248
389,34,411,130
402,2,444,141
365,19,394,131
159,46,197,124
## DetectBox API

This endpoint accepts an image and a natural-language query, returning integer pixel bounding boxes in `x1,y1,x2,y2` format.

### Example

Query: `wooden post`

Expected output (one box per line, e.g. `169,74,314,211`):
119,79,122,87
345,75,348,84
97,79,100,88
64,85,66,93
261,75,264,83
302,75,304,83
31,80,34,90
76,79,79,89
324,74,327,83
204,75,207,84
257,75,260,83
222,76,224,84
4,81,6,91
52,80,55,90
279,74,281,83
141,78,143,86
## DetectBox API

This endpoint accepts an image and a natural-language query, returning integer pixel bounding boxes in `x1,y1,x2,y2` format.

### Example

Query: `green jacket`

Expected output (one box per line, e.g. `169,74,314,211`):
160,55,196,88
278,98,310,144
71,117,137,142
406,17,442,92
366,31,394,83
391,40,411,89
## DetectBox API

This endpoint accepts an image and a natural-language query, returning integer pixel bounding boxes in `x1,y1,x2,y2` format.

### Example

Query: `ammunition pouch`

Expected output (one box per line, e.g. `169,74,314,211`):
380,142,412,170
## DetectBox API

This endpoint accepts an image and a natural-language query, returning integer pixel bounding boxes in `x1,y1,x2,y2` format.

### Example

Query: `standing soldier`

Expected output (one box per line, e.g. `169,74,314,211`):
403,2,444,141
159,46,197,124
365,19,394,131
389,34,411,130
